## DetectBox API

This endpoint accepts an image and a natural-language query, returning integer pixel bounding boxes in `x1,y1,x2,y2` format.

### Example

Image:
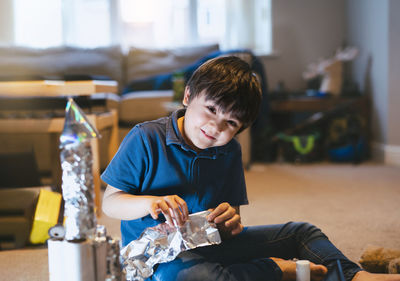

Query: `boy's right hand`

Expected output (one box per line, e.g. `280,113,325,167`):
149,195,189,227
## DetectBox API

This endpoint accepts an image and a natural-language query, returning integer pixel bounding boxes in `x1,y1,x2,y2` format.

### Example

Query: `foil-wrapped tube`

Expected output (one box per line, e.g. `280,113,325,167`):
106,237,123,281
59,98,100,241
121,210,221,281
93,224,124,281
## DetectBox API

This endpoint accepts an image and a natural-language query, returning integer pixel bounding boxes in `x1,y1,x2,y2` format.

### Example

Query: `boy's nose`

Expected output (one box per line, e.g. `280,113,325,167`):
211,120,226,134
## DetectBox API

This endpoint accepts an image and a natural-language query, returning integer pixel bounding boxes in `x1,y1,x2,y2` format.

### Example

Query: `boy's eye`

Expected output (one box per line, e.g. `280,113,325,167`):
227,120,238,127
207,106,216,114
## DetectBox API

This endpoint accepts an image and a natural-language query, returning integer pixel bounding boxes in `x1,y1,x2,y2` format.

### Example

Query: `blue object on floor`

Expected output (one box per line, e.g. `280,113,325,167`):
328,137,367,162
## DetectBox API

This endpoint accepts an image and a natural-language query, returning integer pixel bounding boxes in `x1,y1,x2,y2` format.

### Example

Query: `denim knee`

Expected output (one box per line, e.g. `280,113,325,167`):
284,221,328,244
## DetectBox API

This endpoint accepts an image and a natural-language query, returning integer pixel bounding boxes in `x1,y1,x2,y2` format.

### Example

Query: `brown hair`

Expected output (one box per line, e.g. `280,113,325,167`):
186,56,261,132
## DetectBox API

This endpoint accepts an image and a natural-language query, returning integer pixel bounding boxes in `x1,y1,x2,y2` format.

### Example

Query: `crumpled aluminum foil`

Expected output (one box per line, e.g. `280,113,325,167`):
59,98,100,241
121,210,221,281
95,225,124,281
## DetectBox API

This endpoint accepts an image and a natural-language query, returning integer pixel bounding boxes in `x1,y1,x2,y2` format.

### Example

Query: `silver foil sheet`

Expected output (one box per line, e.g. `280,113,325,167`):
121,210,221,281
59,98,100,241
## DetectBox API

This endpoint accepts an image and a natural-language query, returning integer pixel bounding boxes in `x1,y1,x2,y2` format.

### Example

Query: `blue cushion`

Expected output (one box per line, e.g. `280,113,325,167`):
121,49,252,95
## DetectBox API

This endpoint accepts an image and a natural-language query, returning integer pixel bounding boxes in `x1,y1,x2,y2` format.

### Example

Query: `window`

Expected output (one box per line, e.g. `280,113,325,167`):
119,0,272,54
12,0,272,54
13,0,63,48
62,0,113,47
13,0,113,48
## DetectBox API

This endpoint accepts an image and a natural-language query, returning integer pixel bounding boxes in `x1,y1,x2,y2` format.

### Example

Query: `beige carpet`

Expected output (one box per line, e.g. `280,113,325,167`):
1,162,399,280
241,162,400,263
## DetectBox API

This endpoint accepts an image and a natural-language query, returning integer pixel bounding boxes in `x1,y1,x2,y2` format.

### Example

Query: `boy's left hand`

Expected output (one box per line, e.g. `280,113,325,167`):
207,202,243,239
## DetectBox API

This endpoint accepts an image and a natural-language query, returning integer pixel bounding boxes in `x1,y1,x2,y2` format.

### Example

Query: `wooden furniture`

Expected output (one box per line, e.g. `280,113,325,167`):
0,80,117,97
0,187,42,249
0,80,119,215
268,95,370,159
269,96,369,113
269,96,370,132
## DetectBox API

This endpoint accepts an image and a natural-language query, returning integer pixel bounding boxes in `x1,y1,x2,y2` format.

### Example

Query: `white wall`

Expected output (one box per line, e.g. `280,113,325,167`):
346,0,400,165
388,0,400,146
346,0,389,144
0,0,14,45
263,0,346,91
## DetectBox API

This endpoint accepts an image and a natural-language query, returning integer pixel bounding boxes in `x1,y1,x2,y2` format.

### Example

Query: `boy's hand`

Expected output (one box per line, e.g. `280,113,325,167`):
207,202,243,238
149,195,189,227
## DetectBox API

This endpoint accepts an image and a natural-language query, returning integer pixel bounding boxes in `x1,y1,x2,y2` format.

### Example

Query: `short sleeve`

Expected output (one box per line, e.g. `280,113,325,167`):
101,126,148,194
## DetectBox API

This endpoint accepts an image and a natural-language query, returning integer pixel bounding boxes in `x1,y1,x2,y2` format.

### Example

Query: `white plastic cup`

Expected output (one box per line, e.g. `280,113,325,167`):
48,239,106,281
296,260,311,281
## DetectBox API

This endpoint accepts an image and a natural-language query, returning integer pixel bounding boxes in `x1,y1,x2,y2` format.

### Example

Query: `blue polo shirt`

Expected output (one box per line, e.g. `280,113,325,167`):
101,109,248,246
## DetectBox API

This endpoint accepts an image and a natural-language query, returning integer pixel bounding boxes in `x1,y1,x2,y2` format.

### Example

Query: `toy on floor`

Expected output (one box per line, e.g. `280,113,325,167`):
359,245,400,274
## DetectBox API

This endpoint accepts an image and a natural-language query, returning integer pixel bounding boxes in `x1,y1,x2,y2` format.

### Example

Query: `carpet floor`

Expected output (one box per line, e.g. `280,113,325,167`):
1,162,399,281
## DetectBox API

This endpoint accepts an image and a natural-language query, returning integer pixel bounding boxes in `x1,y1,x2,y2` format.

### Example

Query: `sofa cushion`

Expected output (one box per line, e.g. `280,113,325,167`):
118,90,173,124
122,73,173,94
122,49,252,95
125,44,219,82
0,46,124,89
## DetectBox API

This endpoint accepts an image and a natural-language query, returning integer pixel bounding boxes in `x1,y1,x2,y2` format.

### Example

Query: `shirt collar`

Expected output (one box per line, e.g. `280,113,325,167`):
165,108,233,156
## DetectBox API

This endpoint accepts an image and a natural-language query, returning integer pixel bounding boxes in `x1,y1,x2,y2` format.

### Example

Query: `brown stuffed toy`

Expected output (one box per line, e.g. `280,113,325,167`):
359,245,400,274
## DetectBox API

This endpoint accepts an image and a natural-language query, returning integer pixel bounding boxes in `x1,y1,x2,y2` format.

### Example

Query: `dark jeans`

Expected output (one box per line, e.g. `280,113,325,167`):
149,222,362,281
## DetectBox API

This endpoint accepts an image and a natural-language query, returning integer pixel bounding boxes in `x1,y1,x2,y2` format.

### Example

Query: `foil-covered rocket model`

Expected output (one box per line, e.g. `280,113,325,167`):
50,99,122,281
121,210,221,281
59,98,100,241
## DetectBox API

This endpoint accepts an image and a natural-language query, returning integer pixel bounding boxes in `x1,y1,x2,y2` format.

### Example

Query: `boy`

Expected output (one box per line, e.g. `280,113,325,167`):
102,56,399,281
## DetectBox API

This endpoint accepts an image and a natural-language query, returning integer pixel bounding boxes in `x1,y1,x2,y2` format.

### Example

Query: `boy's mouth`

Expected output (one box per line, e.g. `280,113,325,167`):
201,129,216,140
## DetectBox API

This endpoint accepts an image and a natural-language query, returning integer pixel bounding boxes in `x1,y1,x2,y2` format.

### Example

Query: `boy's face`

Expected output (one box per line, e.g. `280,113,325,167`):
182,88,242,151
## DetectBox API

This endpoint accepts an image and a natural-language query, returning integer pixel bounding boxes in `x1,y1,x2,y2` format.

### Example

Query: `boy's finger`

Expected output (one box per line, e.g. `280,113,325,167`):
173,201,186,226
162,208,175,226
149,206,159,220
207,203,230,221
164,197,185,226
157,200,170,214
164,214,174,227
157,201,174,225
176,197,189,220
213,206,236,224
224,214,240,228
150,202,163,220
206,208,214,220
170,206,184,226
231,223,244,236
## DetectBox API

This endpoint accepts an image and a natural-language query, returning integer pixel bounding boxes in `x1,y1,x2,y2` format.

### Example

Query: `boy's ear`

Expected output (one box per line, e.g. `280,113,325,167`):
183,86,190,106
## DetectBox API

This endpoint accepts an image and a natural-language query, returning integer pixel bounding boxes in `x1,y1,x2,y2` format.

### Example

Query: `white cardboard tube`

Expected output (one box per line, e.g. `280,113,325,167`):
296,260,310,281
48,239,96,281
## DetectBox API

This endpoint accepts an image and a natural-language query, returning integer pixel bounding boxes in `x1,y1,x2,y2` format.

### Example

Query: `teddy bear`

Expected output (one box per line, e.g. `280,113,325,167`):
359,245,400,274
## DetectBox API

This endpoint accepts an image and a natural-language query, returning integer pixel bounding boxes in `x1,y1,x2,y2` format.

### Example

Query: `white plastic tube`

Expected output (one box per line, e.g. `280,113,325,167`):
48,239,107,281
296,260,310,281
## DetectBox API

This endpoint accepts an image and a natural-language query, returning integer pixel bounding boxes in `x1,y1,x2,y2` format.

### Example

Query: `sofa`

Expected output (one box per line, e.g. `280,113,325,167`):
0,44,266,176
